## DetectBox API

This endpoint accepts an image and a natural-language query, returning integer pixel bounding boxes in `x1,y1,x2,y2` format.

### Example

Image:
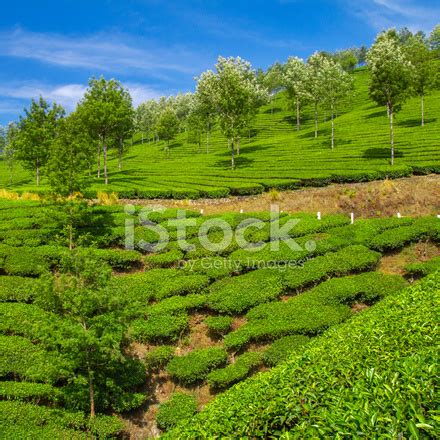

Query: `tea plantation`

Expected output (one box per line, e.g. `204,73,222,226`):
0,198,439,437
1,67,440,199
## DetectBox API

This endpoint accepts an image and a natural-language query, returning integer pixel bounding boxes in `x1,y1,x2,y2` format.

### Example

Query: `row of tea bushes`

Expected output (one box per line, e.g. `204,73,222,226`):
165,272,439,439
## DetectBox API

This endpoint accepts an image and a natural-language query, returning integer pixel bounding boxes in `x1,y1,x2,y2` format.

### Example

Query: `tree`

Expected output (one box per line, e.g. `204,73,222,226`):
0,125,5,152
156,107,180,157
14,97,65,186
77,77,133,184
367,34,414,165
47,112,93,197
333,49,359,72
320,58,354,149
404,35,437,126
186,97,207,153
429,24,440,56
134,100,159,144
283,57,308,131
3,123,18,185
112,89,134,170
36,251,145,418
264,62,284,114
306,52,327,139
196,56,265,169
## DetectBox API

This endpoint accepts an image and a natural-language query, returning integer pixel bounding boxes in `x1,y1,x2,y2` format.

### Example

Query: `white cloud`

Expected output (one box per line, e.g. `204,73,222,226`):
0,28,207,78
346,0,440,33
0,81,166,114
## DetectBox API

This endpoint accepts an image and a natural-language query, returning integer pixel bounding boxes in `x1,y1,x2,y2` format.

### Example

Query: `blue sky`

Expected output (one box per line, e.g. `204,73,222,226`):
0,0,438,125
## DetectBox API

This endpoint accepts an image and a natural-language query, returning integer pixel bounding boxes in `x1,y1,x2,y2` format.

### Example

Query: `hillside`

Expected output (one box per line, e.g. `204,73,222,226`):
1,68,439,198
0,197,439,437
166,271,439,438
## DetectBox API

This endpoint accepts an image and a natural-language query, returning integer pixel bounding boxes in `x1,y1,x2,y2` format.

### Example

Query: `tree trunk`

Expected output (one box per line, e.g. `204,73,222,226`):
331,104,335,150
97,145,101,178
230,139,235,169
118,138,123,170
389,103,394,166
103,144,108,184
421,95,424,127
296,97,300,131
141,133,144,144
314,103,318,138
36,158,40,186
206,123,210,154
88,363,95,418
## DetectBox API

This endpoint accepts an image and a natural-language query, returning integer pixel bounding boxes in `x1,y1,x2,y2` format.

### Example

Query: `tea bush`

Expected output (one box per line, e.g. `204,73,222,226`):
263,335,312,366
207,351,262,390
204,316,234,335
405,256,440,278
145,346,175,370
166,348,228,385
156,392,198,431
0,381,59,403
131,313,189,343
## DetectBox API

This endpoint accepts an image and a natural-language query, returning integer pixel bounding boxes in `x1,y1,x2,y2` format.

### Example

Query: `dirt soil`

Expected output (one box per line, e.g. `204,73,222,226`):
119,174,440,218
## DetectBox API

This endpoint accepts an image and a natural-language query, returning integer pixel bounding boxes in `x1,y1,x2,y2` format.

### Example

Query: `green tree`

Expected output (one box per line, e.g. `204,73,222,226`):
196,56,265,169
14,97,65,186
283,57,308,131
320,58,354,149
430,24,440,55
156,107,180,157
367,34,414,165
264,62,284,114
47,112,92,197
36,251,145,418
0,125,5,152
77,77,133,184
134,100,159,144
3,122,18,185
306,52,326,139
404,35,437,126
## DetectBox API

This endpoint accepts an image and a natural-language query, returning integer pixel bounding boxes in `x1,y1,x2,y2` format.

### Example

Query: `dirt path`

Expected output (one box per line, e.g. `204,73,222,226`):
120,175,440,218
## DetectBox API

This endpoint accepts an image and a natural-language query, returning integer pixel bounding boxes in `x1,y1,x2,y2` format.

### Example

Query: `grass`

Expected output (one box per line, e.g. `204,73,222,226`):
1,68,439,198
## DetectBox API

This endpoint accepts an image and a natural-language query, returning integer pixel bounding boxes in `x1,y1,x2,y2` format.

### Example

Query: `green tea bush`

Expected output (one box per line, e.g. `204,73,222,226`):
146,294,206,316
156,392,197,431
144,249,184,268
166,348,228,385
86,248,142,271
145,346,175,370
263,335,312,367
283,245,380,291
204,316,234,335
0,276,41,302
0,400,124,439
0,381,59,403
405,256,440,278
181,257,241,279
207,269,284,314
165,272,439,439
369,217,439,251
131,313,189,343
207,352,262,390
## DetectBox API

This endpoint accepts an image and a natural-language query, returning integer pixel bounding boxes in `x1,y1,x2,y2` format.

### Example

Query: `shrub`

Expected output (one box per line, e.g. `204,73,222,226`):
263,335,312,366
87,248,142,271
156,392,197,431
0,381,59,403
207,352,262,389
165,273,439,439
131,313,189,343
146,294,206,316
166,348,228,384
204,316,234,335
0,276,41,302
145,346,175,370
207,268,284,314
405,256,440,278
144,249,184,268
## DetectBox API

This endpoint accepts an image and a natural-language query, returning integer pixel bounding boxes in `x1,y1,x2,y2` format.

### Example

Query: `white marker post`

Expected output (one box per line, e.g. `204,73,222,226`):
317,212,321,220
240,209,243,213
200,209,204,215
397,212,401,218
351,212,354,224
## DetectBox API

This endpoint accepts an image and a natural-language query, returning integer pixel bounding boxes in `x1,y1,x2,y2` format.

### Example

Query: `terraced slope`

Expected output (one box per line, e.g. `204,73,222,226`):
1,68,439,198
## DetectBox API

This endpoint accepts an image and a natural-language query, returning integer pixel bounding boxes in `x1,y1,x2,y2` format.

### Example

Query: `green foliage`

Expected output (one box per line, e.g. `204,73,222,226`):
0,401,124,439
144,249,184,268
165,272,440,439
263,335,312,366
207,352,262,389
146,294,206,316
0,381,59,403
145,346,175,370
0,276,41,302
156,392,197,431
405,256,440,278
166,348,228,385
204,315,234,335
131,313,189,343
207,268,284,314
